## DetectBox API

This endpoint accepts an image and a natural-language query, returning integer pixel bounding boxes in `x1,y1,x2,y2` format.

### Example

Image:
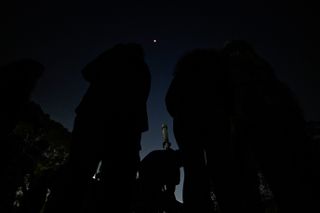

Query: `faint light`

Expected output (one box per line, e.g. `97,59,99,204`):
45,189,51,202
92,160,102,181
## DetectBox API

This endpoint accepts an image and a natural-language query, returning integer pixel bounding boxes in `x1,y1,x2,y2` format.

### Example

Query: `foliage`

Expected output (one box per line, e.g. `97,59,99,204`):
9,101,71,211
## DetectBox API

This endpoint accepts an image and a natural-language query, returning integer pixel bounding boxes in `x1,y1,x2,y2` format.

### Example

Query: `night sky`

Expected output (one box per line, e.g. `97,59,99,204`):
2,0,319,201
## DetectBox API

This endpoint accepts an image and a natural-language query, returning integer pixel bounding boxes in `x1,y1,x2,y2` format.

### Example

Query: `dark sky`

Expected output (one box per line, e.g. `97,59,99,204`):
2,0,319,201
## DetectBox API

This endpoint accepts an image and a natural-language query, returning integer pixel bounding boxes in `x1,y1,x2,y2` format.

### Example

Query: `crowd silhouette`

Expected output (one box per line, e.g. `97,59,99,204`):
1,41,319,213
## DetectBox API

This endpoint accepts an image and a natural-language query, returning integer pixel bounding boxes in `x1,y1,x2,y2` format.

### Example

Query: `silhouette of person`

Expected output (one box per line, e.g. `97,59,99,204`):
306,121,320,212
0,59,44,139
0,59,44,213
221,40,311,213
166,45,287,213
65,43,151,213
166,48,238,213
135,143,182,213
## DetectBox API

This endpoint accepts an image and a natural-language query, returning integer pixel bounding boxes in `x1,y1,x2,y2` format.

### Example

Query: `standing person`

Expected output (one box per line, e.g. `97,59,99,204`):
66,43,151,213
135,124,182,213
165,45,274,213
222,40,311,213
0,59,44,140
165,48,240,213
0,59,44,213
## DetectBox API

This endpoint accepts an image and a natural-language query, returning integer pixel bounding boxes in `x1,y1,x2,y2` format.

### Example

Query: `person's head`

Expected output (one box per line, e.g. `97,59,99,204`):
1,58,44,94
82,43,146,83
115,43,145,59
222,40,256,58
222,40,276,83
174,48,220,77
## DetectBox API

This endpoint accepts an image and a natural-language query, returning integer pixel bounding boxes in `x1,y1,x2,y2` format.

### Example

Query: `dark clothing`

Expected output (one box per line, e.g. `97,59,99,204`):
0,59,43,213
136,149,182,213
166,49,237,213
236,80,310,213
166,43,310,213
223,41,310,212
139,149,181,186
66,43,151,213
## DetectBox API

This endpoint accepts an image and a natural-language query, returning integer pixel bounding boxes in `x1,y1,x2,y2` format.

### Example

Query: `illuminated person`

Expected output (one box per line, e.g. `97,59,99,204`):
69,43,151,212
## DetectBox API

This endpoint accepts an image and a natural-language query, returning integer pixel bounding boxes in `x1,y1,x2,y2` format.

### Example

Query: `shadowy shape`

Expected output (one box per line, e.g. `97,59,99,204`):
166,41,313,213
0,59,44,213
14,101,71,213
46,43,151,213
222,40,313,213
135,147,182,213
0,59,44,138
166,48,235,213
